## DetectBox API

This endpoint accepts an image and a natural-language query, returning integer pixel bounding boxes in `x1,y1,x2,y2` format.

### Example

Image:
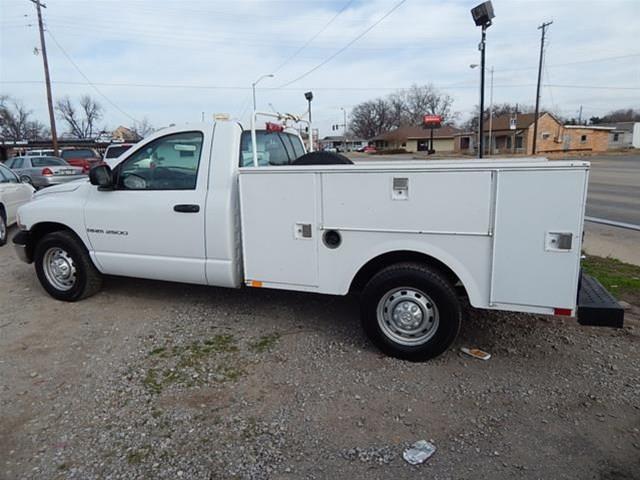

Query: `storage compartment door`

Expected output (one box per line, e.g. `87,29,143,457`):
491,169,587,309
239,172,318,287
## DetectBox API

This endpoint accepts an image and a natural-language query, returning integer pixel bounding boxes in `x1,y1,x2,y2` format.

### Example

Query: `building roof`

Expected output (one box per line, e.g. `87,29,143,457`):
589,122,637,132
482,112,557,132
563,125,615,131
370,124,461,141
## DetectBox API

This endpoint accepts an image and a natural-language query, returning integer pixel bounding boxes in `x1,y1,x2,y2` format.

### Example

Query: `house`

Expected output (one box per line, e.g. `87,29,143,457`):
465,112,613,155
369,125,461,153
112,126,139,142
319,136,367,152
595,122,640,149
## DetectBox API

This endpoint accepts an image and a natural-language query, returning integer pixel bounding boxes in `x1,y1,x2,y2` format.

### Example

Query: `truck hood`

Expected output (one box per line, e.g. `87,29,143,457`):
33,179,88,198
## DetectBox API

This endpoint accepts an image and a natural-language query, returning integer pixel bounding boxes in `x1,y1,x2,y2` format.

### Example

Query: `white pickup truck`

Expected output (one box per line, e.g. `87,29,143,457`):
13,117,623,360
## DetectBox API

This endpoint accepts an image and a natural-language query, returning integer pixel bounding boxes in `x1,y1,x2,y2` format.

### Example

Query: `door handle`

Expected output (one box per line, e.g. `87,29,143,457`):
173,204,200,213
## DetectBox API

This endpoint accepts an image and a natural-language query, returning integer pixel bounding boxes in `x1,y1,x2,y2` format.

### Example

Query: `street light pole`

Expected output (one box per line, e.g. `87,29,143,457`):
304,91,313,151
478,24,487,159
470,1,494,159
252,74,274,112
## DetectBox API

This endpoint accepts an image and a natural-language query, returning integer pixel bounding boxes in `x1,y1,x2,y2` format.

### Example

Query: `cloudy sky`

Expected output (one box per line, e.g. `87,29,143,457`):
1,0,639,136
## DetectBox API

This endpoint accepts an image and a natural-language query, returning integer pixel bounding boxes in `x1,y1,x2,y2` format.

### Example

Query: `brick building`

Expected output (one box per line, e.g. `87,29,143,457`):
457,112,613,155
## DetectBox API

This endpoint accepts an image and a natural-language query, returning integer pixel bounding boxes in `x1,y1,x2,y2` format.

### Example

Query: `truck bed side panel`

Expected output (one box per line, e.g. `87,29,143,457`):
322,171,492,234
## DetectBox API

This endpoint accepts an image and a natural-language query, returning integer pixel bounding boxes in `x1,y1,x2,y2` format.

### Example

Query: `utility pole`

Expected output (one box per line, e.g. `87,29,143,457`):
532,20,552,155
578,105,583,125
341,107,347,152
488,66,494,155
30,0,58,156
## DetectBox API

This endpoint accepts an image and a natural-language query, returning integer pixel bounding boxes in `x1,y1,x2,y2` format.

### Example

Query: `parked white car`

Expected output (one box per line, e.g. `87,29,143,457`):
0,163,34,246
12,115,624,360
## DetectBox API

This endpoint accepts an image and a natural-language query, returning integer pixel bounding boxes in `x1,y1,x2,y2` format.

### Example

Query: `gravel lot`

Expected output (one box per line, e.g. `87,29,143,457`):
1,228,639,480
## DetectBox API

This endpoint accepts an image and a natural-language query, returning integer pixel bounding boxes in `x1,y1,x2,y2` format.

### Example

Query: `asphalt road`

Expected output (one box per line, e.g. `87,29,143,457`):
583,154,640,226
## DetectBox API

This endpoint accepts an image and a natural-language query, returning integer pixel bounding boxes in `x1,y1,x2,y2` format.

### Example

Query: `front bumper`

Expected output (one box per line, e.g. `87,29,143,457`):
12,230,33,264
577,273,624,328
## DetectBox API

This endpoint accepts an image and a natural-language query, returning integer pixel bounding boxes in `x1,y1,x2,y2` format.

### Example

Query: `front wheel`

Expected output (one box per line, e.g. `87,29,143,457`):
34,231,102,301
0,211,7,246
360,262,461,361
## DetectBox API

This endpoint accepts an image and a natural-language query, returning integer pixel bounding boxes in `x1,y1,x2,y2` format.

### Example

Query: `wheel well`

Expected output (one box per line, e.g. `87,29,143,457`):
30,222,80,251
349,250,466,295
0,203,5,220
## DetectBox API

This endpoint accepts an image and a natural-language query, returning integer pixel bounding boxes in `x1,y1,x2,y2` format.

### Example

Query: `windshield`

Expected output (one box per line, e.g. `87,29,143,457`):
105,145,132,158
239,131,305,167
31,157,68,167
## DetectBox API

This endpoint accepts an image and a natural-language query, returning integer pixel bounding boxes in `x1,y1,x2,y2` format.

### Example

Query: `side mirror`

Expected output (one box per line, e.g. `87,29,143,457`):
89,164,114,190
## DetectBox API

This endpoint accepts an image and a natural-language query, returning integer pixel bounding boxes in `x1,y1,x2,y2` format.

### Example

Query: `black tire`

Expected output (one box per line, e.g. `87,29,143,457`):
360,262,461,361
0,209,7,246
291,151,353,165
34,230,102,301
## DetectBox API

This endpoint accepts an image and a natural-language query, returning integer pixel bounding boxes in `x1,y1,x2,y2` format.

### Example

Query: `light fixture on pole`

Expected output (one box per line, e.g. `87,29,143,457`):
304,91,313,123
252,74,274,111
470,0,495,159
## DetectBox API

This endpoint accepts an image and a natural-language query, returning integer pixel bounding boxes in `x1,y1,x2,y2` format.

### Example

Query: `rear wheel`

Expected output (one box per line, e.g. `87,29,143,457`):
360,262,461,361
34,231,102,301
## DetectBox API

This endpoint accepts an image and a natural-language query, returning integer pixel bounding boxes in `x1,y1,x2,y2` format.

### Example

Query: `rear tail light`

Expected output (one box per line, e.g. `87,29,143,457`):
42,167,53,176
83,162,90,173
554,308,573,316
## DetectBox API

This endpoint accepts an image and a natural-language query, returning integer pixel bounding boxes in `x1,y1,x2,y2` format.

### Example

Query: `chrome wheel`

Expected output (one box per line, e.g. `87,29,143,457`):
0,218,6,243
376,287,439,346
42,247,77,291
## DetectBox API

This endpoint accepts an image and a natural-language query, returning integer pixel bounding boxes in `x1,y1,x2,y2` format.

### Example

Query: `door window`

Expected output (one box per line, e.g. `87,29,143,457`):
0,164,18,183
115,132,203,190
11,158,24,169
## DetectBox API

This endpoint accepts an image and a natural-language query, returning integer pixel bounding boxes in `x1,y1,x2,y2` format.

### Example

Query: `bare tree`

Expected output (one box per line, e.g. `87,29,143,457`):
590,108,640,124
129,117,155,140
350,99,397,139
55,95,103,139
349,84,457,139
0,96,49,141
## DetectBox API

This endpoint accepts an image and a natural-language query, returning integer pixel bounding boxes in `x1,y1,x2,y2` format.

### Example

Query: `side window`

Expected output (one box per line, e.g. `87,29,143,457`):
0,164,18,183
115,132,203,190
239,131,306,166
13,158,24,169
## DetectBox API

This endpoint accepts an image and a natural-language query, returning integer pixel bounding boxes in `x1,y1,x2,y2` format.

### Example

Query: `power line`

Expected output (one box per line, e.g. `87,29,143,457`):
272,0,354,73
45,28,138,123
494,53,640,73
277,0,407,88
3,79,639,92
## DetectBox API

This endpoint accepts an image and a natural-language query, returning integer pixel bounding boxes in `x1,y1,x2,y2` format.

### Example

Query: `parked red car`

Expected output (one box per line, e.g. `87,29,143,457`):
363,145,377,154
60,148,102,173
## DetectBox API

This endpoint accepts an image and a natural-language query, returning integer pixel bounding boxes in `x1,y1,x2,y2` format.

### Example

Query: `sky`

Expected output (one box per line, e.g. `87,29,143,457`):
1,0,639,137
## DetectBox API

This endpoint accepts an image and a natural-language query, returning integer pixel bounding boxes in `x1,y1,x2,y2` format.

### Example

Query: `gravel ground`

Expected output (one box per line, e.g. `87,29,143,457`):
1,228,639,480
